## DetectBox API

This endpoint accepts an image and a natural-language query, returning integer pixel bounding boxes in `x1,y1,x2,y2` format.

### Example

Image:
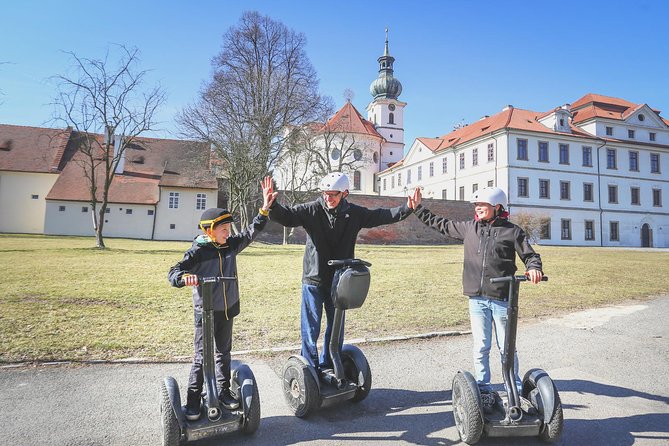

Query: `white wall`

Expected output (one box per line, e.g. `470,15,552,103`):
0,171,58,233
154,187,218,241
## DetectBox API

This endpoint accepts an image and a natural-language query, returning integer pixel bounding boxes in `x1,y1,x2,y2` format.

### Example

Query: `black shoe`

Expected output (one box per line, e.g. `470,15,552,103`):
220,389,240,410
185,392,201,421
481,391,496,414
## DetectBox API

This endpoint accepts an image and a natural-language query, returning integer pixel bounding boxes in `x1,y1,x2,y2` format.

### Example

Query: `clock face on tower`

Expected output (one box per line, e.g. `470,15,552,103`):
388,103,396,111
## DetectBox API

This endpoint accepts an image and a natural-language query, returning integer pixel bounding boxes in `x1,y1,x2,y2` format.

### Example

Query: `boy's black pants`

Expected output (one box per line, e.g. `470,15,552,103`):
187,310,234,397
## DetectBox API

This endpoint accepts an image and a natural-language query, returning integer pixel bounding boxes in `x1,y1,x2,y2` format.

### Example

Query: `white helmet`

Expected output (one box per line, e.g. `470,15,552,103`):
470,187,508,209
319,172,349,192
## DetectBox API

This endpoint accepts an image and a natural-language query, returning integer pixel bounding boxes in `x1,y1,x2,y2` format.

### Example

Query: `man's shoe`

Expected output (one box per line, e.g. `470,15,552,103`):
185,393,201,421
481,391,497,414
220,389,240,410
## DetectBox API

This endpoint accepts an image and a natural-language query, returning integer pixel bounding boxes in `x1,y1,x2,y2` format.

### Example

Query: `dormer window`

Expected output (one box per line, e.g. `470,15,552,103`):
559,118,565,127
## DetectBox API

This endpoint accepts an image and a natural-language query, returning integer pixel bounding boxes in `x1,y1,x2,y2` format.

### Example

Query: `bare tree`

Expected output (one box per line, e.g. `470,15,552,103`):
51,45,166,248
511,211,551,244
178,11,331,228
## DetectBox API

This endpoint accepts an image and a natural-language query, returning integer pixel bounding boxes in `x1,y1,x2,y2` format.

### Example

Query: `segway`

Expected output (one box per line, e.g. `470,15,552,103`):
282,259,373,418
159,276,260,446
451,275,563,444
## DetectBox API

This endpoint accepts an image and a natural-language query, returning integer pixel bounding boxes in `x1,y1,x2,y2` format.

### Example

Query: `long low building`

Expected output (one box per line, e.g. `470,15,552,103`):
0,124,218,241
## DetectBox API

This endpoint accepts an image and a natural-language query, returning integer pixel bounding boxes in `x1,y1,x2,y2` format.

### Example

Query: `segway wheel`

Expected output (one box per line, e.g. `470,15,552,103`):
241,382,261,435
342,350,372,402
538,390,563,443
451,371,484,445
159,381,183,446
282,357,319,418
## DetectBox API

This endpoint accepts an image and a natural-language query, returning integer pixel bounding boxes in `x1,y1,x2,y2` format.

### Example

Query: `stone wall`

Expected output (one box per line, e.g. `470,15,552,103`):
257,193,474,245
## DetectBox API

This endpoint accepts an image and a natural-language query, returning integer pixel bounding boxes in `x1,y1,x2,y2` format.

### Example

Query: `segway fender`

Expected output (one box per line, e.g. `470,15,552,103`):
163,376,186,430
341,344,369,388
233,365,256,418
287,354,321,392
523,368,558,425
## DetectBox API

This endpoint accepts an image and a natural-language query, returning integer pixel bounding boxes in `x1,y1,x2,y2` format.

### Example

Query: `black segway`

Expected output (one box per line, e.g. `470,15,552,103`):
452,275,563,444
282,259,373,418
159,276,260,446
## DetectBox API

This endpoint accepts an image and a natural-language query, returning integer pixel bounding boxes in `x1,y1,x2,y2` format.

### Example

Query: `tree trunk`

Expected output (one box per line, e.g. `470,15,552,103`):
96,207,106,249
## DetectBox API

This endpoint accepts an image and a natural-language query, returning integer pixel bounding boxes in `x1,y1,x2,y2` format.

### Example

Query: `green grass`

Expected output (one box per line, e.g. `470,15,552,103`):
1,234,668,362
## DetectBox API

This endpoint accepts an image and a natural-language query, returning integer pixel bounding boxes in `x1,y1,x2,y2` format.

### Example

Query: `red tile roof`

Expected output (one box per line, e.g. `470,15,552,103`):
571,93,663,124
0,124,74,173
322,102,384,139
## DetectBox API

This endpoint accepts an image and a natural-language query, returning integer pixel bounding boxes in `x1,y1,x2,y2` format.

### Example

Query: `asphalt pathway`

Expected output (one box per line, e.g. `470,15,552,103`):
1,295,668,445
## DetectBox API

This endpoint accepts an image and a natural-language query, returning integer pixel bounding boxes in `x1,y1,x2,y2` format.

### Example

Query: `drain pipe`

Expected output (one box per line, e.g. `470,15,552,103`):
595,137,607,246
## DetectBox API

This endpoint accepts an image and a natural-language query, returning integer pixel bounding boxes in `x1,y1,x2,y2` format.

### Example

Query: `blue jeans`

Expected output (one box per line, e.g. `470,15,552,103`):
469,296,521,394
301,284,344,370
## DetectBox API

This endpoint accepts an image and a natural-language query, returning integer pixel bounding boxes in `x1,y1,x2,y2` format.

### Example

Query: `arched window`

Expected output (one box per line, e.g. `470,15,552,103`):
389,112,395,124
373,152,379,163
353,171,361,190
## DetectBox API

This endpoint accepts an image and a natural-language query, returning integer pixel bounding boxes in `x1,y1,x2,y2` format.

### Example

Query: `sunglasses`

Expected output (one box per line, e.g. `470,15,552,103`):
322,191,342,198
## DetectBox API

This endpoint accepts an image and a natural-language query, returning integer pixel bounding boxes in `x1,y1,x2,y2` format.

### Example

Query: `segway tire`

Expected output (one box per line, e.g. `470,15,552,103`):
539,392,563,443
282,357,319,418
241,382,261,435
342,349,372,402
159,381,183,446
451,371,484,445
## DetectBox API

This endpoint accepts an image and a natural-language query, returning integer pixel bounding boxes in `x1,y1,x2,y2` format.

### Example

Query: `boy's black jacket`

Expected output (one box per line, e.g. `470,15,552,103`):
270,196,412,288
167,213,268,318
414,204,542,300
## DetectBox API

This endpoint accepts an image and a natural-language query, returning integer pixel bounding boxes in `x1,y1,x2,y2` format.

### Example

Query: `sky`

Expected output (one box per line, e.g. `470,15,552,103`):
2,0,668,154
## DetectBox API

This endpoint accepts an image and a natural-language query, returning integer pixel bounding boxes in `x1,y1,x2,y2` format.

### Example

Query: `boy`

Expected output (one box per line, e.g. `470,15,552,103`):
409,186,543,413
168,176,277,420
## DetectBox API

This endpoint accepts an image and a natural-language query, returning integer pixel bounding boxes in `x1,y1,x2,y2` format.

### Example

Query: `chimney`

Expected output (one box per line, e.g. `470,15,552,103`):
114,134,125,174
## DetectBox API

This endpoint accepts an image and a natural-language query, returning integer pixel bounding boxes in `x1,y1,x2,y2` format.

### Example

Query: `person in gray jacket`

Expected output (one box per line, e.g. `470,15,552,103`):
410,186,543,414
168,176,277,420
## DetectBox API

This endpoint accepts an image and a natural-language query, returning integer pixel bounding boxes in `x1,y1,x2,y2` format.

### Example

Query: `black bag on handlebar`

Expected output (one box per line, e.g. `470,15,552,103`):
330,264,371,310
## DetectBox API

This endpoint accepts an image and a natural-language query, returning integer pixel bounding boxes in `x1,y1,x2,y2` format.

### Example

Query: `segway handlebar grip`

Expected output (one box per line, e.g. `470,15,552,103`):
328,258,372,268
490,275,548,283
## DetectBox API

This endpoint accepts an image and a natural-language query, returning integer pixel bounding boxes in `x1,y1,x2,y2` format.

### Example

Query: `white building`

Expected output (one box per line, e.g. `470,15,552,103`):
274,31,405,195
379,94,669,247
0,124,218,241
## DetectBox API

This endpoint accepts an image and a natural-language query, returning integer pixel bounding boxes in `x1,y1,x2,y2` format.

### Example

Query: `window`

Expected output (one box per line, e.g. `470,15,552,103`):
169,192,180,209
517,139,528,160
59,206,66,212
397,172,402,186
628,129,635,139
606,126,613,136
559,144,569,164
442,157,448,174
126,209,133,215
373,152,379,163
606,149,617,169
459,186,465,201
650,132,656,142
459,153,465,169
583,183,593,202
631,187,640,205
82,206,88,212
417,166,423,181
472,148,479,166
196,193,207,210
472,183,478,193
629,151,639,171
353,171,361,190
540,219,551,240
353,149,363,161
148,209,154,215
638,114,645,122
388,112,394,124
608,185,618,204
487,143,495,162
561,219,571,240
170,223,176,230
560,181,571,200
582,146,592,167
487,180,494,187
610,221,619,241
407,169,412,184
331,149,340,160
517,178,529,197
105,208,110,214
539,179,550,199
429,161,434,177
653,188,662,207
650,153,660,173
538,141,549,162
585,220,595,241
442,189,448,199
391,176,395,189
31,194,39,199
383,178,387,191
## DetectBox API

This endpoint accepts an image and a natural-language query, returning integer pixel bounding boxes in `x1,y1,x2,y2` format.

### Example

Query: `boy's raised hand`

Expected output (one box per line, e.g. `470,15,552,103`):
261,176,278,211
407,187,422,210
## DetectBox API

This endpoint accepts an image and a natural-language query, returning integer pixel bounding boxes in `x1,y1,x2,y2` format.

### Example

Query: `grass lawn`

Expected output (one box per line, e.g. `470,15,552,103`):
1,234,668,362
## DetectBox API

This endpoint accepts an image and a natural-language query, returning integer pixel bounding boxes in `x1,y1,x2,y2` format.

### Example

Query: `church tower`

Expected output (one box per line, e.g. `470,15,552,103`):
366,29,406,169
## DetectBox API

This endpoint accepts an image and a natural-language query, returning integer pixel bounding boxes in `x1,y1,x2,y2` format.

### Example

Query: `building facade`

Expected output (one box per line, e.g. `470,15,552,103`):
378,94,668,247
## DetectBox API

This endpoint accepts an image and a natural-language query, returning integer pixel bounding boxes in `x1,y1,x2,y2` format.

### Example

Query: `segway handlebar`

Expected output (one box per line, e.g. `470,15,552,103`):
179,275,238,286
328,258,372,268
490,275,548,284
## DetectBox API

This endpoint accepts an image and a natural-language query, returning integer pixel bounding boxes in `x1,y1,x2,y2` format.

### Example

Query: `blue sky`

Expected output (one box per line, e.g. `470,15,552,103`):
2,0,667,152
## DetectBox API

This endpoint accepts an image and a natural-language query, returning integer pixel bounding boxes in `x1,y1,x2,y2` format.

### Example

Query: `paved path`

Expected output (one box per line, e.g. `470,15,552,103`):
1,296,668,445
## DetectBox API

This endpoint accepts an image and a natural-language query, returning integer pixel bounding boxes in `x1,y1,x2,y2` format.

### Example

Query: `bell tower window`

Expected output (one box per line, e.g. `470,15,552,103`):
389,112,394,124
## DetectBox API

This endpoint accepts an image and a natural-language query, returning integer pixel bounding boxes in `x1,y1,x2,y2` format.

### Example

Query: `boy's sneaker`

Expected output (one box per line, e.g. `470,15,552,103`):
480,391,497,414
185,392,201,421
220,389,240,410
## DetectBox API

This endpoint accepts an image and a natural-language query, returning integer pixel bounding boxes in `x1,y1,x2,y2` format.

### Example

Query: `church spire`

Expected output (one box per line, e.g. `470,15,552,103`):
369,28,402,100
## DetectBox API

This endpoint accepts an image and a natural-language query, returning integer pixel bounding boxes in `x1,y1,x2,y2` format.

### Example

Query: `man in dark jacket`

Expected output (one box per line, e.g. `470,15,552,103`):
411,186,543,414
268,172,416,371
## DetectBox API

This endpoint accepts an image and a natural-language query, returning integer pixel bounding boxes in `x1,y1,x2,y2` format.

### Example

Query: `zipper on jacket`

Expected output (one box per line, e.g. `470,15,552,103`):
218,251,229,320
479,227,491,292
